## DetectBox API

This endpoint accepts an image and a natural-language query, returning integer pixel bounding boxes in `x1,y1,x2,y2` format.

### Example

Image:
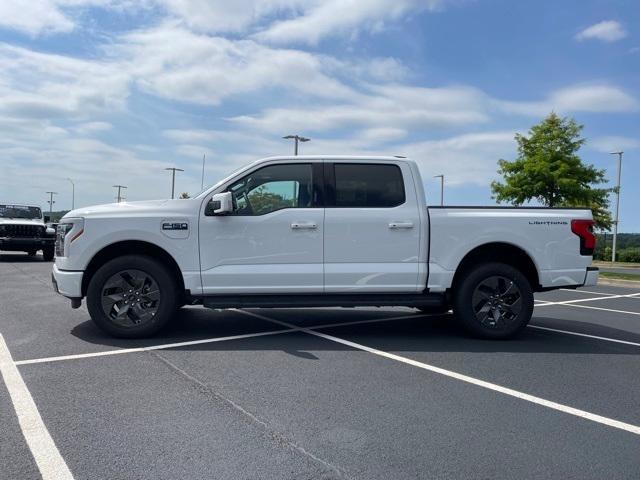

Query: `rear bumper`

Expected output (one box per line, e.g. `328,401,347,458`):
583,266,599,287
52,264,83,298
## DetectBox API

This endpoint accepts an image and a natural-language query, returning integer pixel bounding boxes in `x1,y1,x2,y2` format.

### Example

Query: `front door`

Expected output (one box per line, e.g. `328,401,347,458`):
323,161,422,292
199,162,324,294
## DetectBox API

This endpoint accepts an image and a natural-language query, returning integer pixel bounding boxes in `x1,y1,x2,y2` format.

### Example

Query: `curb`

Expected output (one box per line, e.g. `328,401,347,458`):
597,278,640,288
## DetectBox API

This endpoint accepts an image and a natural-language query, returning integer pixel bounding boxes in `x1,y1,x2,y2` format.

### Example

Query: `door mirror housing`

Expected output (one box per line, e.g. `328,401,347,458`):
206,192,233,216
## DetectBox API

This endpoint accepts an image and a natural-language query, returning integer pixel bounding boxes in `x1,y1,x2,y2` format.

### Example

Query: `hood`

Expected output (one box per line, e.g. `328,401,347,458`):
62,199,191,219
0,217,45,226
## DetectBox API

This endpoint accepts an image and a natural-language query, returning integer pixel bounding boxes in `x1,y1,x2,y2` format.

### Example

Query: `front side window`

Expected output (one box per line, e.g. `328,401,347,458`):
333,164,405,208
228,163,313,215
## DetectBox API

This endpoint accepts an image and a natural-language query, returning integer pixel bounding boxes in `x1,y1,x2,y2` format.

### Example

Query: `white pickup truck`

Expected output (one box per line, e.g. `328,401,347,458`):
52,156,598,339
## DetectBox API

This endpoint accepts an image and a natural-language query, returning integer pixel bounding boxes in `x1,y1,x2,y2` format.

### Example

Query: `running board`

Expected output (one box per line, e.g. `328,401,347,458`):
201,293,446,309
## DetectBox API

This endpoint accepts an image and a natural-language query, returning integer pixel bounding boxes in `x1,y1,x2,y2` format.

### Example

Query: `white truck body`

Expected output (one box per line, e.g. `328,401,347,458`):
52,156,597,338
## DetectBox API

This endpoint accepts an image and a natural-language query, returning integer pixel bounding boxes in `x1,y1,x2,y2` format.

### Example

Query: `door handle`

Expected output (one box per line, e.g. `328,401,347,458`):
291,222,318,230
388,222,414,229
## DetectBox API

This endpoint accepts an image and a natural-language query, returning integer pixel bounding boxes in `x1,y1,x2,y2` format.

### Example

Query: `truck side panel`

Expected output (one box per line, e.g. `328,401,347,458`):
427,207,593,291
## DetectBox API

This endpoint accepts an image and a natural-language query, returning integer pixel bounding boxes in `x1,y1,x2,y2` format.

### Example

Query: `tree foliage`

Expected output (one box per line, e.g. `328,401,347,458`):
491,113,613,230
179,192,190,199
248,186,293,214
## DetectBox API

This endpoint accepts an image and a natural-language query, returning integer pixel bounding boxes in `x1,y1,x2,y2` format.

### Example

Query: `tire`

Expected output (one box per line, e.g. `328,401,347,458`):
452,262,533,339
42,246,54,261
86,255,178,338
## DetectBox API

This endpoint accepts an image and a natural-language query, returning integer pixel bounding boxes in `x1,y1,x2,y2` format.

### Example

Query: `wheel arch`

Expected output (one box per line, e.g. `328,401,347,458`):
451,242,540,292
81,240,185,297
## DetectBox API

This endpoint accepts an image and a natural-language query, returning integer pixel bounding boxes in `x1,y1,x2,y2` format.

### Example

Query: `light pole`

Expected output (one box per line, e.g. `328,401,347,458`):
165,167,184,199
201,154,206,191
67,178,75,210
113,185,127,203
609,151,624,262
283,135,310,155
46,191,58,213
433,174,444,206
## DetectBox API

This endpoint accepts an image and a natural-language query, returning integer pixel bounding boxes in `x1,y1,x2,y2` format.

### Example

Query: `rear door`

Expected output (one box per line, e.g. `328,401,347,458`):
323,161,422,292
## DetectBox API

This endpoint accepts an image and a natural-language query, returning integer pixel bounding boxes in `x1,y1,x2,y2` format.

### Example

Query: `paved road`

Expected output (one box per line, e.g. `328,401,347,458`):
1,253,639,479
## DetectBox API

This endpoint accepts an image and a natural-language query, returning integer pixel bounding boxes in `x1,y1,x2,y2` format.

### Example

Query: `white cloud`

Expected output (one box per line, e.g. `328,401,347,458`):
590,136,640,153
164,129,216,143
496,84,639,116
115,24,357,105
0,0,75,36
396,131,517,186
174,143,213,159
255,0,444,45
0,0,138,36
73,121,113,134
230,84,490,133
157,0,309,33
575,20,627,43
0,44,130,120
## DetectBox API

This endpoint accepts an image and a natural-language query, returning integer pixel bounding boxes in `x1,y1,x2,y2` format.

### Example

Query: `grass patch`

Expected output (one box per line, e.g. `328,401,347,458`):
600,271,640,282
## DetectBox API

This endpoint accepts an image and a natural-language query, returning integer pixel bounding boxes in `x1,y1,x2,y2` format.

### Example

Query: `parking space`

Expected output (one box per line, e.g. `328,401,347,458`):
1,253,639,479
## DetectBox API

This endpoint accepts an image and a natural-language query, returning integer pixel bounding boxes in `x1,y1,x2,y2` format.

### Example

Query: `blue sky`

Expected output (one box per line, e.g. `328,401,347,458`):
0,0,638,230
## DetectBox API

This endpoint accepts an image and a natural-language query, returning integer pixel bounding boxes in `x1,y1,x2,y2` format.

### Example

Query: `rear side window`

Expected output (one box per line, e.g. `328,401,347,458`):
333,164,405,208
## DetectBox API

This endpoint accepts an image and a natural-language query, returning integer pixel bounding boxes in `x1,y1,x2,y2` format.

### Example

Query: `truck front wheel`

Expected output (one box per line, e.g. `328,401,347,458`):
452,262,533,339
42,246,54,261
86,255,178,338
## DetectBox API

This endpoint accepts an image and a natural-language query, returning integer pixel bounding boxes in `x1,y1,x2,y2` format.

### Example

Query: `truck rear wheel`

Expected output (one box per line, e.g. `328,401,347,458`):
452,262,533,339
86,255,178,338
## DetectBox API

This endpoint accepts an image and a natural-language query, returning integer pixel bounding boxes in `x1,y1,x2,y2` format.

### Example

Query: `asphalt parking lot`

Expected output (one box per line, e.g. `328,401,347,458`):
1,253,639,480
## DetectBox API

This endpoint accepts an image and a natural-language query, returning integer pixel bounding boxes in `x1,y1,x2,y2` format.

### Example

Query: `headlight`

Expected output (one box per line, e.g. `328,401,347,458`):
55,218,84,257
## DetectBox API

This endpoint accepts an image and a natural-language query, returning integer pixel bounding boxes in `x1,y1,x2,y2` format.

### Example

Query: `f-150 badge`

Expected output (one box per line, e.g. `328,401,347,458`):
162,222,188,230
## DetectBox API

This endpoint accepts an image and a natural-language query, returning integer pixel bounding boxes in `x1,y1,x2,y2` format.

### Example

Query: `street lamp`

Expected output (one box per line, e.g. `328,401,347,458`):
433,174,444,206
282,135,310,155
113,185,127,203
165,167,184,199
46,191,58,213
609,151,624,262
67,178,75,210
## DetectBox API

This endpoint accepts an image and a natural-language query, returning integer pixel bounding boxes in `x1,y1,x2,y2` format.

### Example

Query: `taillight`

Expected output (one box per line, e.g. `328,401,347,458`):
571,219,596,255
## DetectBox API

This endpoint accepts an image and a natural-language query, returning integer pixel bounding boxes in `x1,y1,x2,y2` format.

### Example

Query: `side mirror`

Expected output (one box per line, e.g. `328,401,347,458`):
44,215,51,223
205,192,233,216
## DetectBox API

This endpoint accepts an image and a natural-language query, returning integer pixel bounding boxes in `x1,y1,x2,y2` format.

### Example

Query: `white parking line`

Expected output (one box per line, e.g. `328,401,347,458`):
240,311,640,436
560,288,619,296
15,313,428,366
562,303,640,317
536,292,640,306
0,334,74,480
528,325,640,347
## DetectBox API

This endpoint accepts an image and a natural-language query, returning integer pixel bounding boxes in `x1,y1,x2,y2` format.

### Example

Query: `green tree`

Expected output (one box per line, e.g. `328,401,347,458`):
618,248,640,263
179,192,190,199
247,186,291,214
491,113,613,230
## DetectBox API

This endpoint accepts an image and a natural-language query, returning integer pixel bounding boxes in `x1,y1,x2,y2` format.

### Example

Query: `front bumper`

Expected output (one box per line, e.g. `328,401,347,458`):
583,267,599,286
52,264,83,298
0,236,54,250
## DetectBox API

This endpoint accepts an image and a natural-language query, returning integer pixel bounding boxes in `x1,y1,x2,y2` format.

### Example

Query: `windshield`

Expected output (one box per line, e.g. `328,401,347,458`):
0,205,42,219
